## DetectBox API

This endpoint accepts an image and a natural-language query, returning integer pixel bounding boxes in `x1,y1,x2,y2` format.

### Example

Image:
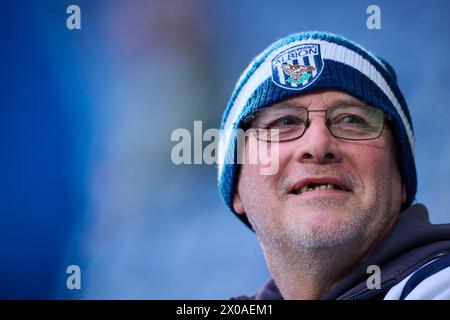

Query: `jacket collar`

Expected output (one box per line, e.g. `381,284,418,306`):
245,203,450,300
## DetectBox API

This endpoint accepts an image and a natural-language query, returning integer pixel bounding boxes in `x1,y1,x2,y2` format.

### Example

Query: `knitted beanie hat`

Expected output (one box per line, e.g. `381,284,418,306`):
218,31,416,229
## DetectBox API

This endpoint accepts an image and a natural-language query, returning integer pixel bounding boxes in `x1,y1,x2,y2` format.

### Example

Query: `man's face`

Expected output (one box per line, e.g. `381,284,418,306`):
233,90,406,251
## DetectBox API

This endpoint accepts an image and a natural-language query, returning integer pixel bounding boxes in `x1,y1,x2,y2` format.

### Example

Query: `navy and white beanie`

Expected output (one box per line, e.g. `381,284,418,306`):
218,31,416,229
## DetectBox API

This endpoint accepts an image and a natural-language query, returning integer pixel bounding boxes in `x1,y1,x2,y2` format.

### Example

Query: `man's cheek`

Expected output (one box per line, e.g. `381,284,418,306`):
259,142,280,176
243,135,281,176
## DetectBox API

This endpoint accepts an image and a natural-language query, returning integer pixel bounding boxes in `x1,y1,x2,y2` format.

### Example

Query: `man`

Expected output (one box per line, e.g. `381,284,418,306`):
218,31,450,300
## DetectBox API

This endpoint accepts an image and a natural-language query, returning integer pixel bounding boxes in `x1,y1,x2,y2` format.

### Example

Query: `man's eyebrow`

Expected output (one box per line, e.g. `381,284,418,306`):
327,97,367,106
276,96,367,108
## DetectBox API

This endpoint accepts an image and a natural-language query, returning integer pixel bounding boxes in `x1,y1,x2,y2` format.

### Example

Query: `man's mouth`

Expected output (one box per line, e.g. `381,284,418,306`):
291,183,344,195
288,178,351,195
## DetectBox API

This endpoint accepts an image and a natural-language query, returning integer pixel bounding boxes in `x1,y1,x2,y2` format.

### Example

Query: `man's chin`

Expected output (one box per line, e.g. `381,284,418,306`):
292,215,344,237
283,209,365,249
285,195,357,223
288,194,352,209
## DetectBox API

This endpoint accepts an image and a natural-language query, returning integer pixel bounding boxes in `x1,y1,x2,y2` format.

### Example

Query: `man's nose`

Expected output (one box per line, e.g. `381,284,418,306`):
292,114,342,164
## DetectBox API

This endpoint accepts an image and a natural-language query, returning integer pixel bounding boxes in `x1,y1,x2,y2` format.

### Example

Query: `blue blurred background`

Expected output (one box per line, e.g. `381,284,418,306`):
0,0,449,299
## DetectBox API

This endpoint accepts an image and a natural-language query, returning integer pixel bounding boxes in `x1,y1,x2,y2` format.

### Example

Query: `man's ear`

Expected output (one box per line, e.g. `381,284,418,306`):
233,192,245,215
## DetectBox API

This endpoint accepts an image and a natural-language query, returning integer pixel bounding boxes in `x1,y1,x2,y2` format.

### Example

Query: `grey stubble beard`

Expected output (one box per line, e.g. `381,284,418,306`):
248,167,395,265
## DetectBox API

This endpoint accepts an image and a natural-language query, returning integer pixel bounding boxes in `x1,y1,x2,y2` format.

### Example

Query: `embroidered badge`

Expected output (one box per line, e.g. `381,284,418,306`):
271,43,324,90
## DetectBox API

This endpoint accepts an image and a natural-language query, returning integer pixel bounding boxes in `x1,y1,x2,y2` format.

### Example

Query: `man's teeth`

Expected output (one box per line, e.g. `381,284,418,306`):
295,184,340,194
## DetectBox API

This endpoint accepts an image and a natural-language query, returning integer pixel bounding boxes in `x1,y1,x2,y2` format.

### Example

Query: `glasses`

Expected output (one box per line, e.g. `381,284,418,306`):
242,105,390,142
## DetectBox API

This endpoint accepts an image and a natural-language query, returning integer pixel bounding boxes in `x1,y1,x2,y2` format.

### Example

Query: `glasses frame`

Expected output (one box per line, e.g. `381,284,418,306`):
242,105,392,142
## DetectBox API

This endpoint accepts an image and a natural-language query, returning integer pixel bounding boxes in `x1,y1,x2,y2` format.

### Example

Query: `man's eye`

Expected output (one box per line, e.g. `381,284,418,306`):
335,114,367,125
269,117,304,128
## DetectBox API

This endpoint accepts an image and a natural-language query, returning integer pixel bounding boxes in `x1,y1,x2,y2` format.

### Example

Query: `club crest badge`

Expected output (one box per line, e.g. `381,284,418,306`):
271,43,324,90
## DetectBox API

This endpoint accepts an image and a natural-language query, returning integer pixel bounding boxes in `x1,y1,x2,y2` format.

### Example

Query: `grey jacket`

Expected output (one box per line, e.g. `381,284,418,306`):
233,204,450,300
